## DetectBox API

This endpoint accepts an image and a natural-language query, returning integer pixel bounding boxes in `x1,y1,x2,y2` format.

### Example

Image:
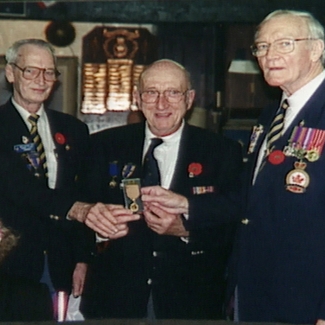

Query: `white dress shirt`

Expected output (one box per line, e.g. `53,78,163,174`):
13,98,58,189
143,120,185,189
253,70,325,184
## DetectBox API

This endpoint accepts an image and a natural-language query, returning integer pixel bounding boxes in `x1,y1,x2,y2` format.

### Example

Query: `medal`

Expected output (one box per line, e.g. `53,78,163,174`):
108,161,119,188
125,184,140,212
121,178,143,213
285,161,310,193
268,150,285,165
248,124,264,154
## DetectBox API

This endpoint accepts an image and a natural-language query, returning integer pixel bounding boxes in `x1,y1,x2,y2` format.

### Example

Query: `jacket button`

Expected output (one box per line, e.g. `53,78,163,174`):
241,218,250,225
147,279,152,285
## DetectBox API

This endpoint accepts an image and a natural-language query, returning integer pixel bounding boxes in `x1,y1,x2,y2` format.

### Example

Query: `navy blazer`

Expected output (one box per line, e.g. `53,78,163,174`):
235,79,325,323
81,122,243,320
0,100,94,292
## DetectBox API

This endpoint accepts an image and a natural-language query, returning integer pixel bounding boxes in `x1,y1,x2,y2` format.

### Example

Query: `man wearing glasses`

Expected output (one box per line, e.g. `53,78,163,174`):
0,38,95,321
81,59,243,320
233,9,325,324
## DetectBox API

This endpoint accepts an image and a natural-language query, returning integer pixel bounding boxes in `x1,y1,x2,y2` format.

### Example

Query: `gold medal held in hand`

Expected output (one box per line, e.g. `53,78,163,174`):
121,178,143,213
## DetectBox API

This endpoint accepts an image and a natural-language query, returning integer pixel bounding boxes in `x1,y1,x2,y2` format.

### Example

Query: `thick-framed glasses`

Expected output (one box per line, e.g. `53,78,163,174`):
250,38,317,57
140,89,188,103
10,63,60,81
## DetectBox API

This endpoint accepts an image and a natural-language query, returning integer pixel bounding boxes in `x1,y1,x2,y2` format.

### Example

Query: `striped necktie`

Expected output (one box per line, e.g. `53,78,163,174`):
28,114,48,178
142,138,163,186
266,99,289,154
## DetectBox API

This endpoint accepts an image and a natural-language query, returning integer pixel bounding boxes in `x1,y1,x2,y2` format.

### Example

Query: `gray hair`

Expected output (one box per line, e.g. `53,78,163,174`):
256,10,325,63
138,59,192,91
5,38,57,66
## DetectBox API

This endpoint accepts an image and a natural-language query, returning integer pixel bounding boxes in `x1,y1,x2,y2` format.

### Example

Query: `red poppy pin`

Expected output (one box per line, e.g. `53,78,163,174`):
188,162,202,178
55,132,66,145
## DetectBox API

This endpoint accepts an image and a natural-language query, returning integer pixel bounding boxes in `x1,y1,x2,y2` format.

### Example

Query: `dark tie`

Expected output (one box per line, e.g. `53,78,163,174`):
28,114,48,178
142,138,163,186
266,99,289,154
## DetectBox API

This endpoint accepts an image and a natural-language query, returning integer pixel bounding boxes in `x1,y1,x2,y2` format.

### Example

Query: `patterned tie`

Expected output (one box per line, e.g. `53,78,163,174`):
28,114,48,178
142,138,163,186
266,99,289,154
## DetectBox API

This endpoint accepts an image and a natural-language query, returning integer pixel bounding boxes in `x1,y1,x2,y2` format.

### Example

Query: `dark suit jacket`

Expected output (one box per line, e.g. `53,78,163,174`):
234,79,325,324
81,122,243,320
0,100,94,320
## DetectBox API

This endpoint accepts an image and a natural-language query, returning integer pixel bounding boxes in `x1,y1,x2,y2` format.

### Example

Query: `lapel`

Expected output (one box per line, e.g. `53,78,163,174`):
0,100,31,149
168,124,191,194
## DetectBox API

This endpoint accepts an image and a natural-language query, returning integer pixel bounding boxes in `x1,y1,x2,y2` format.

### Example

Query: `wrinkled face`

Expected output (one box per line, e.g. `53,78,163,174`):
5,44,56,112
256,15,323,95
135,63,195,137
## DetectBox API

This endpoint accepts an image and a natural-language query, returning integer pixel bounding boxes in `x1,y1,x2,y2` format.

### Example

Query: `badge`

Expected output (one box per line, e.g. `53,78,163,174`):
22,136,29,144
14,143,35,153
285,161,310,193
122,163,136,179
268,150,285,165
121,178,143,213
247,124,264,154
192,186,214,195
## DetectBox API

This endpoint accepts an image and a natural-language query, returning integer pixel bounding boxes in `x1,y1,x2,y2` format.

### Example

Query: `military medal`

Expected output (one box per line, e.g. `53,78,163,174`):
248,124,264,154
125,183,140,212
286,161,310,193
121,178,143,213
285,125,325,162
108,161,119,188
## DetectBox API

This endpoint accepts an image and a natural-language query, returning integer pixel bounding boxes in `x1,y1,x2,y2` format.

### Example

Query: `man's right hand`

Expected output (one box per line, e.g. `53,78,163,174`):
68,202,140,238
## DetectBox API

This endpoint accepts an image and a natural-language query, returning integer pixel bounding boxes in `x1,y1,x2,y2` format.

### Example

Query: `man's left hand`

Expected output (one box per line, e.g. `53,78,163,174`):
143,204,189,237
316,320,325,325
72,262,87,297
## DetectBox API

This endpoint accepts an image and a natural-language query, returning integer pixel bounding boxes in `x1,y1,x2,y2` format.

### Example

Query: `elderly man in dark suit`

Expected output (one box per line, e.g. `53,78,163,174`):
232,10,325,325
0,38,95,321
81,59,243,320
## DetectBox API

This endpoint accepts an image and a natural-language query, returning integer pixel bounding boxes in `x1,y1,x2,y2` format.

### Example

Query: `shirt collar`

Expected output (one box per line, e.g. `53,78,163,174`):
12,97,45,122
145,120,185,145
282,70,325,108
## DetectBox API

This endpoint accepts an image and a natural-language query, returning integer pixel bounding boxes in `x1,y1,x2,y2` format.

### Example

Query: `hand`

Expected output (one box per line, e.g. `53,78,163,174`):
316,319,325,325
72,262,87,297
143,204,189,237
141,186,189,215
85,203,140,238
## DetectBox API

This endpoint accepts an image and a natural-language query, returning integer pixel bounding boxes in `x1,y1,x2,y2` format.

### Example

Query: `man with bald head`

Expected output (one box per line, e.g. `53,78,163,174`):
81,59,243,320
232,9,325,324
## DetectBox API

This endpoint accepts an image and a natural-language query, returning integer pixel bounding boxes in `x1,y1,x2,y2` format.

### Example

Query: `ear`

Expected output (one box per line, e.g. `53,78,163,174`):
185,89,195,110
5,64,14,83
311,39,324,62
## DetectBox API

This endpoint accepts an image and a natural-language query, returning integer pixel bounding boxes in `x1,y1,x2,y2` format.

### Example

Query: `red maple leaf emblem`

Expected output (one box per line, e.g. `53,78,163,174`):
292,174,304,184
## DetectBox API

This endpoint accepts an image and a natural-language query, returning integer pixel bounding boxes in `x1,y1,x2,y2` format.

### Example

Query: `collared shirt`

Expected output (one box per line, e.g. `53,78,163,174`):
13,98,58,189
253,70,325,184
143,120,184,189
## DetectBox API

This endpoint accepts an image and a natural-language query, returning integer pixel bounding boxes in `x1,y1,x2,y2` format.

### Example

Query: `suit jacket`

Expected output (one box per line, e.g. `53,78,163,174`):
81,122,243,320
235,79,325,323
0,100,94,293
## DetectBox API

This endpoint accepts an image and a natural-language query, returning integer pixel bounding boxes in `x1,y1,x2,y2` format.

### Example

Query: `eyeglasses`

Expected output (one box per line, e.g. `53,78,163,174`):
140,89,188,103
250,38,317,57
10,63,60,81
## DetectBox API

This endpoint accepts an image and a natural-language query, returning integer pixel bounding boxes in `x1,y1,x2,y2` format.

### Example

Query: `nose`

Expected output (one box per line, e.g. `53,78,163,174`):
265,44,278,59
34,70,46,84
156,92,168,109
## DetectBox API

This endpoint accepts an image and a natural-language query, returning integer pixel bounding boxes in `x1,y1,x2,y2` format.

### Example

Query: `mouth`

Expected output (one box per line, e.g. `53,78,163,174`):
155,112,171,118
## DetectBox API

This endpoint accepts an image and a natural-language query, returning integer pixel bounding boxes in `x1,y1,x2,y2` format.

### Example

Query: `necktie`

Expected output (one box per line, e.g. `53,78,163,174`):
28,114,48,178
266,99,289,154
142,138,163,186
